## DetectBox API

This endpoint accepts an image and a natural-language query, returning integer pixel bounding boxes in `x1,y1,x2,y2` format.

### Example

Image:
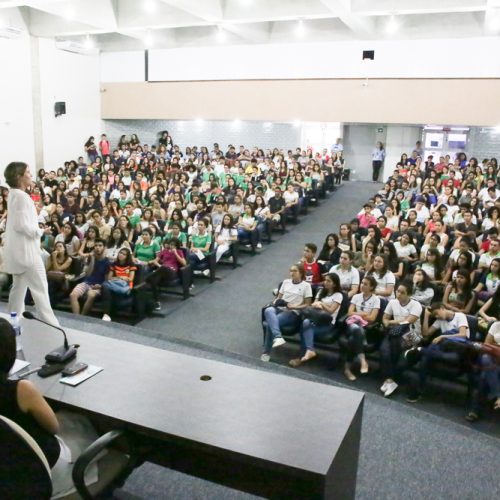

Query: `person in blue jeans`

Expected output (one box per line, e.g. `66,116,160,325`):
261,263,312,362
288,273,343,368
406,303,470,403
467,321,500,422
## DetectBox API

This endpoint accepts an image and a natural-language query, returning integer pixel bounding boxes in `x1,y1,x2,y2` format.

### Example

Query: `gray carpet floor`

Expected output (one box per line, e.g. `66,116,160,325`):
7,182,499,499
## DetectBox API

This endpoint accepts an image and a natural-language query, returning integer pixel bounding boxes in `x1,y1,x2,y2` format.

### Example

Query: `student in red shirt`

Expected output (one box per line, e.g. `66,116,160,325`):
101,248,137,321
377,216,393,241
301,243,323,290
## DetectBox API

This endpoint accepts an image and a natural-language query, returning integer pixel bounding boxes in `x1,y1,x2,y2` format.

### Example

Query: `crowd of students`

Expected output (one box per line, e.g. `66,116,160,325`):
262,144,500,422
0,132,346,322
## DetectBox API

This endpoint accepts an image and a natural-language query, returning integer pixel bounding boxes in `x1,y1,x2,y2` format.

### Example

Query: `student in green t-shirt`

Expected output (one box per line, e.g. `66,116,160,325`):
163,222,188,247
134,228,160,270
188,218,212,275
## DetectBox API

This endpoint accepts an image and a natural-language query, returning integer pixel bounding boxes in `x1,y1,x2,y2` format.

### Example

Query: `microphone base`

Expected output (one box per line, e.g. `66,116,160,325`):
45,345,77,363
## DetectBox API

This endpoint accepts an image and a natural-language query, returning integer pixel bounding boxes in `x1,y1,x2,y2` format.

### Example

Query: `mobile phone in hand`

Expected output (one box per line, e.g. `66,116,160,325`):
61,362,88,377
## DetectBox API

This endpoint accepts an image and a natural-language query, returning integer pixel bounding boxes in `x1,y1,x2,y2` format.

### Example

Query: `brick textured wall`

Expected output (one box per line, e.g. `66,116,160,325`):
467,128,500,160
102,119,302,152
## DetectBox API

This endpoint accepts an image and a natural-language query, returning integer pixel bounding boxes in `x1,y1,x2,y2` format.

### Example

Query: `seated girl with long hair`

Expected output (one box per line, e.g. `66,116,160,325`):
261,263,312,362
340,276,380,381
288,273,344,367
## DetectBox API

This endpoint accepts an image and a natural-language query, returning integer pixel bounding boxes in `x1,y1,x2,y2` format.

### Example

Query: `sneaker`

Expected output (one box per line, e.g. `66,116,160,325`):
380,381,389,392
193,270,202,275
289,358,302,367
465,411,479,422
260,353,270,362
406,393,421,404
272,337,286,348
245,244,252,248
102,314,111,322
256,243,262,249
202,269,210,277
384,382,398,397
154,302,161,311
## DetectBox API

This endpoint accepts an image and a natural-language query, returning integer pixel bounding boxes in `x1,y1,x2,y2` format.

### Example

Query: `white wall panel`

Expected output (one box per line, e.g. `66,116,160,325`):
38,38,102,169
100,50,145,82
0,36,36,181
144,37,500,82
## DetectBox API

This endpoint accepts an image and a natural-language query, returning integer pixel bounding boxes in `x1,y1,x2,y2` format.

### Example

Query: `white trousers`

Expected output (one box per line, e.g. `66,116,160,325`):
215,243,230,263
8,255,60,327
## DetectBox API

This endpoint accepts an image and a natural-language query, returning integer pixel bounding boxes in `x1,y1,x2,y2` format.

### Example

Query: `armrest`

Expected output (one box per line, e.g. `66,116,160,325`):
67,273,86,284
72,430,126,500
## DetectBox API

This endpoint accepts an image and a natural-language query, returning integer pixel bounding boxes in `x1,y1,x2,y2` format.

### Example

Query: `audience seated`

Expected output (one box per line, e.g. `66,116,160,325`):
260,145,499,422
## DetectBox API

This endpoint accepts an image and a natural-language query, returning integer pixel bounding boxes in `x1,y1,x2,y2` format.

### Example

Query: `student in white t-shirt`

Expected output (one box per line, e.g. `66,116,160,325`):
367,255,396,300
331,251,360,299
406,302,470,403
393,233,418,262
379,282,423,397
340,276,381,381
214,214,238,263
261,263,312,361
289,273,344,368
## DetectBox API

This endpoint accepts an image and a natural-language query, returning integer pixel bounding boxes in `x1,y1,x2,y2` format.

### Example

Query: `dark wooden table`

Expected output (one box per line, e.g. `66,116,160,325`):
18,317,364,499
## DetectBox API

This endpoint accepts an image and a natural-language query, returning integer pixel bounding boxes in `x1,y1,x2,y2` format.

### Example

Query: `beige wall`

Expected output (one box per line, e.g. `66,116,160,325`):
101,79,500,126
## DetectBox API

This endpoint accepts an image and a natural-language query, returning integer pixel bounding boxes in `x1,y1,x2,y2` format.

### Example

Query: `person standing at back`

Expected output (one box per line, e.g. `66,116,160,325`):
372,141,386,182
3,162,60,326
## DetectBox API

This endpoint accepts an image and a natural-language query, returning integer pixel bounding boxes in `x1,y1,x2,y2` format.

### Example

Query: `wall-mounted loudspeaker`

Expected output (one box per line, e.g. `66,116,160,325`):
362,50,375,60
54,102,66,117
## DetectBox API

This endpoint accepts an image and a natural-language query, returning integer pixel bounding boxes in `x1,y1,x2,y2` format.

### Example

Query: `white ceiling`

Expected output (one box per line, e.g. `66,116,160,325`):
1,0,500,51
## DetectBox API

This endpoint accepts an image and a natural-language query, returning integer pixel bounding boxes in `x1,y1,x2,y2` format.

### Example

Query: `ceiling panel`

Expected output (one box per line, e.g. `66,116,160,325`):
0,0,498,51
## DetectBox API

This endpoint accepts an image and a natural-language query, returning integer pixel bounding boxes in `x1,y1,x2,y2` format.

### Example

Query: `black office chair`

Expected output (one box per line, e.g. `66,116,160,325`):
0,415,139,500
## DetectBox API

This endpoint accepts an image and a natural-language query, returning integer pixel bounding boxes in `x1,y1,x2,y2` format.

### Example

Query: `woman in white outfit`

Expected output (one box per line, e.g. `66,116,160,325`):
3,162,60,326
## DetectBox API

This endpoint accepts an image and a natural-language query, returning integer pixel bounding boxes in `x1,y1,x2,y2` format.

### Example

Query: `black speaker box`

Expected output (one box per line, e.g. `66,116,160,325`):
54,101,66,117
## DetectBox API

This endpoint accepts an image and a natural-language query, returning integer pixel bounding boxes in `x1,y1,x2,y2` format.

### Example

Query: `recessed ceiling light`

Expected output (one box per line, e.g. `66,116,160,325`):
83,34,94,49
295,19,306,39
64,7,75,21
216,26,227,42
144,0,156,14
144,31,154,47
487,9,500,32
386,14,398,35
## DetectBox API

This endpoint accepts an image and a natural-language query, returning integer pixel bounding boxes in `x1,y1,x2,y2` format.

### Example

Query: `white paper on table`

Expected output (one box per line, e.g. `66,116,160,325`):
59,365,103,387
9,359,30,375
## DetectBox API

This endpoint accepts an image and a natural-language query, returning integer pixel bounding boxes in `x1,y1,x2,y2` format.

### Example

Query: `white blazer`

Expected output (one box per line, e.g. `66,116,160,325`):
3,188,44,274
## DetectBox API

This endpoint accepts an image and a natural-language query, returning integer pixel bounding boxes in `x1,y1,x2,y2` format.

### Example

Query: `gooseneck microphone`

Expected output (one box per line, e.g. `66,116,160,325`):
22,311,77,363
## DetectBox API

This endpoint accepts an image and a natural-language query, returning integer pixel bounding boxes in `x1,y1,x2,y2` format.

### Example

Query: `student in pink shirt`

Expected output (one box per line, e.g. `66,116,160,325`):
357,204,377,229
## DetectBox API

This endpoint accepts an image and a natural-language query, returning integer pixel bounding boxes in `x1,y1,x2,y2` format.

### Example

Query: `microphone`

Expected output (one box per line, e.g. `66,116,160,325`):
22,311,77,363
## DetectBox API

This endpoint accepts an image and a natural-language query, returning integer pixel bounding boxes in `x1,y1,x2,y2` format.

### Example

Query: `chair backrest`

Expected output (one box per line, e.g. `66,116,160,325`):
466,314,480,341
70,256,84,275
338,292,350,318
0,416,52,499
